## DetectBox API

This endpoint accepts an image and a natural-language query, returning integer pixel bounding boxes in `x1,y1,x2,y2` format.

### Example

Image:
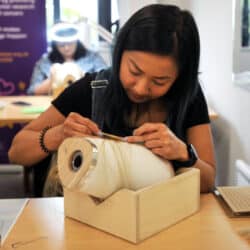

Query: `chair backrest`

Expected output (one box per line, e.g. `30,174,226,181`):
32,155,52,197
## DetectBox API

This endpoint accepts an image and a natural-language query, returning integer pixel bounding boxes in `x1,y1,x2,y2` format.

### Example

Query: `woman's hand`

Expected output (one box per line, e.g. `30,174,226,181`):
34,78,52,95
60,112,100,139
126,122,188,161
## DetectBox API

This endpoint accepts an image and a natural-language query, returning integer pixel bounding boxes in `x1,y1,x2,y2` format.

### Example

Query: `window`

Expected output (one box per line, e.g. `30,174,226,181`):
242,0,250,46
45,0,117,64
46,0,98,47
45,0,118,39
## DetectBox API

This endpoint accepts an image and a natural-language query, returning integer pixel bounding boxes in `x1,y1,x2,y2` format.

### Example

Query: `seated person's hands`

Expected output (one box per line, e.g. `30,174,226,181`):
61,112,101,139
50,62,84,97
126,122,188,161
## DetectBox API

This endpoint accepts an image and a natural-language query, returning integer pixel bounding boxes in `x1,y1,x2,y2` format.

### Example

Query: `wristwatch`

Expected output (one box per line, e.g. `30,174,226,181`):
172,144,198,169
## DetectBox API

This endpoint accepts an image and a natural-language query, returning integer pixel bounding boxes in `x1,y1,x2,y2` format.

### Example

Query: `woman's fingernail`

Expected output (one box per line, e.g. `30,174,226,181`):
123,137,128,142
136,141,144,145
96,131,103,136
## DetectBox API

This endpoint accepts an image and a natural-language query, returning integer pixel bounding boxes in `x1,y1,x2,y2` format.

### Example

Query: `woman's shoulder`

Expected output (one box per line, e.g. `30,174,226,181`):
190,84,207,105
83,49,104,60
74,72,98,89
60,68,111,94
36,53,51,65
184,84,209,128
76,69,111,87
85,49,98,55
63,69,111,103
52,72,98,117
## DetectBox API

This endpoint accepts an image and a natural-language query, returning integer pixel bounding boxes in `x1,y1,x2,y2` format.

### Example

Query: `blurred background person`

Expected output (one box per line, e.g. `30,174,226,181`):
27,22,107,95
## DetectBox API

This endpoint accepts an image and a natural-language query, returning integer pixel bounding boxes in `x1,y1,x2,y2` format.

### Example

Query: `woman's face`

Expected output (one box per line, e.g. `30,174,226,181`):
56,41,77,60
120,50,179,103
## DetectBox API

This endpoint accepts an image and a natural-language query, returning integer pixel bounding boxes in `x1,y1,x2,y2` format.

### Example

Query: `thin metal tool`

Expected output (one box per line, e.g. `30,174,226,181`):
99,132,125,141
99,132,144,145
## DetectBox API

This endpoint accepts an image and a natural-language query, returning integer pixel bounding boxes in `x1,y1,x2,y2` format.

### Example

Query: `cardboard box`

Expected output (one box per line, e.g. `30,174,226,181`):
63,168,200,243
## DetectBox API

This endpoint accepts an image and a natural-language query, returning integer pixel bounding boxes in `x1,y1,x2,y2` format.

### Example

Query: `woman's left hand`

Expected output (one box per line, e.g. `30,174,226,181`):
126,122,188,161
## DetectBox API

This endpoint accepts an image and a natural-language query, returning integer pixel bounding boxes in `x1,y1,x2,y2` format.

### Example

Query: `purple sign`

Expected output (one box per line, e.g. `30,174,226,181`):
0,0,47,163
0,0,47,95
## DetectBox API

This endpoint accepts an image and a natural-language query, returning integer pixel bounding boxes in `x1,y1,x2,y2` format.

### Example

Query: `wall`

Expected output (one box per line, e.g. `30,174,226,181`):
233,0,250,72
181,0,250,185
118,0,157,26
118,0,185,25
118,0,250,185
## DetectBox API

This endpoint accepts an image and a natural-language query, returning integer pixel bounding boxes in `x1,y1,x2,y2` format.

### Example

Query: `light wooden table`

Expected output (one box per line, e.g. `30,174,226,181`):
0,96,52,194
0,96,51,126
1,194,249,250
208,107,219,120
0,96,218,127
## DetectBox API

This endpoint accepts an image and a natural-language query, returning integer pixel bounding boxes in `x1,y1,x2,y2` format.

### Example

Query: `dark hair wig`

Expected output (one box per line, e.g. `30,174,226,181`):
48,40,87,63
103,4,200,140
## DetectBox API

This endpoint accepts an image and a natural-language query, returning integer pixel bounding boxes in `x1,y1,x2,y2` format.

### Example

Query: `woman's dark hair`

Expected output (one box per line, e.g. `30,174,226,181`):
48,40,87,63
104,4,200,140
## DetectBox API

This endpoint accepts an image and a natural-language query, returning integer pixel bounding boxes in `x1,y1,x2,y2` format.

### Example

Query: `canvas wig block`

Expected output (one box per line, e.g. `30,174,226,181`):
58,137,175,199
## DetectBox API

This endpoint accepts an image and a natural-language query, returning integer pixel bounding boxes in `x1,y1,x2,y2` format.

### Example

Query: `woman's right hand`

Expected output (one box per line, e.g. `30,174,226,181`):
61,112,101,139
8,107,100,166
34,78,52,95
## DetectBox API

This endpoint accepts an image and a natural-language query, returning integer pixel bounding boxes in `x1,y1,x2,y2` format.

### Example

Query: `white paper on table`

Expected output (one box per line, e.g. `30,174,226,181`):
0,198,29,246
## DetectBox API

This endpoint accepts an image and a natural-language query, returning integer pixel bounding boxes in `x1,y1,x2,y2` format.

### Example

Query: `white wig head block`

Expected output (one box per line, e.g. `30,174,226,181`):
58,137,175,199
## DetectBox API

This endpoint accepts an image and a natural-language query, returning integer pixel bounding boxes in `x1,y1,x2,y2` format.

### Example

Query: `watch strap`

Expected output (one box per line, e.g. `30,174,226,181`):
172,144,198,169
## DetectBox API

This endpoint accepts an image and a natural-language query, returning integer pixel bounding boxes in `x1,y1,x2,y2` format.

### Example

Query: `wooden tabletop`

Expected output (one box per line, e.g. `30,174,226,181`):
2,194,249,250
208,107,219,120
0,96,51,126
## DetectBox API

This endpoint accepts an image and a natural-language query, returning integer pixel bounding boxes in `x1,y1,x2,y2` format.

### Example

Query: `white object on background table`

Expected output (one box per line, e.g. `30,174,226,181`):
0,198,29,246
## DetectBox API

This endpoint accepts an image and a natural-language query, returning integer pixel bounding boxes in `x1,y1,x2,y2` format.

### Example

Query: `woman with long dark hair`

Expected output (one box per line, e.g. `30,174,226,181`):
27,22,107,95
9,4,215,195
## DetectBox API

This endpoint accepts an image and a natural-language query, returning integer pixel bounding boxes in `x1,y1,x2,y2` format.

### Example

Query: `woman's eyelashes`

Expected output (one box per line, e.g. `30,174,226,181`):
129,68,142,76
152,79,166,86
129,69,167,86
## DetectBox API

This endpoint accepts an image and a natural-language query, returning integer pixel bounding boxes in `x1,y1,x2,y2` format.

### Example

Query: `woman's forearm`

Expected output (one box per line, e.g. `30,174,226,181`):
8,126,63,167
195,159,216,193
34,78,51,95
8,129,47,166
